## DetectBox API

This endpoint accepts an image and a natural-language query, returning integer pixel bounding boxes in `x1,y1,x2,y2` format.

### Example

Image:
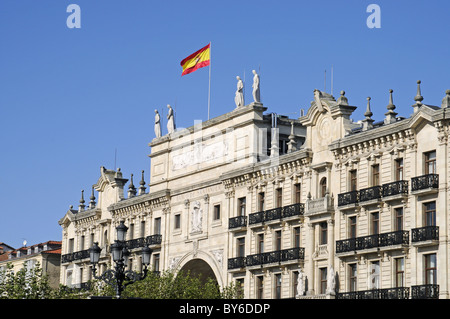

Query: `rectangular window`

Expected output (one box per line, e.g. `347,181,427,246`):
238,197,246,216
237,237,245,257
350,170,358,191
174,214,181,229
293,227,301,248
395,158,404,181
276,188,283,208
320,222,328,245
424,201,436,226
395,258,405,287
275,230,282,251
69,238,74,253
256,276,264,299
395,207,403,231
425,151,436,174
154,253,160,272
349,216,357,238
320,268,327,294
274,274,282,299
213,204,221,220
129,223,134,240
154,218,161,235
294,183,301,204
425,254,437,285
371,212,379,235
140,221,146,237
349,263,357,292
372,164,380,186
257,234,264,253
258,193,265,211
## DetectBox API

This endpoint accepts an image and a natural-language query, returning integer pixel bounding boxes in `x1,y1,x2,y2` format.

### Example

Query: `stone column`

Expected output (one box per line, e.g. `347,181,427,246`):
307,222,315,295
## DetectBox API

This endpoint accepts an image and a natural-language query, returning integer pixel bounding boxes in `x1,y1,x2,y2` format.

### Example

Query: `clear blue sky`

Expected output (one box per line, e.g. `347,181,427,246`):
1,0,449,248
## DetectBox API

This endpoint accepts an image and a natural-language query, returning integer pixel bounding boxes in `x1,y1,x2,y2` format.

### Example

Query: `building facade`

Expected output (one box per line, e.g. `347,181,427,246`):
59,83,450,299
0,241,62,289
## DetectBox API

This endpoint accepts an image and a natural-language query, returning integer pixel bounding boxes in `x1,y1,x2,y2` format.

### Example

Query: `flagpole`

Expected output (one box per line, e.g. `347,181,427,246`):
207,42,212,120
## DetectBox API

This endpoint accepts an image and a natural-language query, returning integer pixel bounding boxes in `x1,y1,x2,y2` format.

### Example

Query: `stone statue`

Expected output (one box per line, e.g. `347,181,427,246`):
296,270,305,297
314,89,324,112
154,109,161,138
191,201,202,233
235,76,244,108
167,104,175,134
252,70,260,103
326,265,336,295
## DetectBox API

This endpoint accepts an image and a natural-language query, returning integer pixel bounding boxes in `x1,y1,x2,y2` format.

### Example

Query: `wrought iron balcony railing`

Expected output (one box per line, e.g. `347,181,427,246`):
247,203,305,225
382,180,408,197
229,215,247,229
411,284,439,299
62,234,162,264
337,190,358,207
336,230,409,254
245,247,305,267
359,186,382,202
411,226,439,242
411,174,439,192
61,249,90,263
227,256,246,269
336,287,410,299
235,247,305,268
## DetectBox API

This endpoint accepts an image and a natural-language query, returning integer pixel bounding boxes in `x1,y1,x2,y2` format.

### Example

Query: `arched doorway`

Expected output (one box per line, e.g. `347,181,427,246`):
178,258,218,286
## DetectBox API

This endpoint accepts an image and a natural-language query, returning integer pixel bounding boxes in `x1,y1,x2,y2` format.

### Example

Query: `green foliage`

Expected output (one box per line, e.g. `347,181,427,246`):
0,263,243,299
0,262,53,299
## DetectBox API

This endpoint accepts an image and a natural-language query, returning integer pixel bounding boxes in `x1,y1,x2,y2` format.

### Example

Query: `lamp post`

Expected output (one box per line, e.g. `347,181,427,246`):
88,220,153,299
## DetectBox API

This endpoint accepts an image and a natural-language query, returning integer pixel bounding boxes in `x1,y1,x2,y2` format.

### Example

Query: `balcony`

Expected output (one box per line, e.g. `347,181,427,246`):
358,186,382,204
336,230,409,254
227,256,246,270
382,180,408,198
229,247,304,270
246,247,305,267
337,190,358,207
412,226,439,246
336,287,409,299
61,249,90,263
411,174,439,193
411,284,439,299
247,203,304,226
229,216,247,230
126,234,162,249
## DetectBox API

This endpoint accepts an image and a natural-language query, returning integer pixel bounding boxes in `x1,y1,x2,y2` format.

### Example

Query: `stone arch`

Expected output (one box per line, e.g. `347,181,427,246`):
174,250,224,288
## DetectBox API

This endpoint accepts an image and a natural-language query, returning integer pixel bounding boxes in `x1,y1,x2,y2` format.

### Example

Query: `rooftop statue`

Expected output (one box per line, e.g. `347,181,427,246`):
167,104,175,134
235,76,244,108
154,109,161,138
252,70,260,103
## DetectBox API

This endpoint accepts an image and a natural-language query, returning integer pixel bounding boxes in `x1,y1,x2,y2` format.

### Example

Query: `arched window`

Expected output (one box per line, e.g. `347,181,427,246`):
320,177,327,197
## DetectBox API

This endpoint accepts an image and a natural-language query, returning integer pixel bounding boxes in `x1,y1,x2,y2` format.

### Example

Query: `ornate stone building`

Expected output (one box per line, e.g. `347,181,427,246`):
59,82,450,299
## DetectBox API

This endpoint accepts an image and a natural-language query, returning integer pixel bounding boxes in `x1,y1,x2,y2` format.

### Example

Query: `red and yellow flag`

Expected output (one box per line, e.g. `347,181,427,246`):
180,43,211,76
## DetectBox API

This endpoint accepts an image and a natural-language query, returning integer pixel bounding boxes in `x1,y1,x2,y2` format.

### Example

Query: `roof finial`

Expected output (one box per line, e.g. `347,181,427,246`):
413,80,423,113
78,190,85,212
441,89,450,108
362,97,374,131
287,121,297,153
384,89,398,124
89,186,96,209
138,170,147,195
128,174,137,198
337,90,349,105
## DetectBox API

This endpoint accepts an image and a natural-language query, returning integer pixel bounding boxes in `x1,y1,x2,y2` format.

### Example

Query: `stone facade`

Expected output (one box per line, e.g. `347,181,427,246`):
59,84,450,299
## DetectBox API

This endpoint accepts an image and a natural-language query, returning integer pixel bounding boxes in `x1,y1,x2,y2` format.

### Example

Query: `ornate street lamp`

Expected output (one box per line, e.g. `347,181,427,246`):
89,220,153,299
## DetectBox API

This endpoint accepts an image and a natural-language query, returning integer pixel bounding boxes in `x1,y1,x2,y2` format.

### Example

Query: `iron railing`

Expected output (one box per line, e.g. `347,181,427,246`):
245,247,305,267
359,186,382,202
411,174,439,191
411,284,439,299
336,287,410,299
229,216,247,229
247,203,304,225
411,226,439,242
336,230,409,254
338,190,358,207
61,249,90,263
382,180,409,197
227,256,246,269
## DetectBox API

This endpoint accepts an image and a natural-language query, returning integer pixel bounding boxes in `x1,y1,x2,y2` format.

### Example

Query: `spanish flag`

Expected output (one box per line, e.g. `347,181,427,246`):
180,43,211,76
